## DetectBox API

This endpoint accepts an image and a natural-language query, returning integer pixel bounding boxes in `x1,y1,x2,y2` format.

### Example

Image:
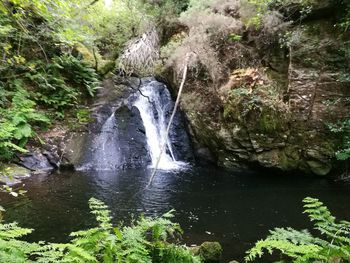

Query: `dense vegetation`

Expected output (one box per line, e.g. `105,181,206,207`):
0,0,100,160
0,0,188,161
0,0,349,164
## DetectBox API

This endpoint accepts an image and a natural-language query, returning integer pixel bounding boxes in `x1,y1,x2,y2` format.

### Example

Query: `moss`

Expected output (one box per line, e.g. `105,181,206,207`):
198,242,223,263
73,43,96,67
279,146,301,171
0,164,31,186
258,110,283,134
307,160,332,176
98,60,116,76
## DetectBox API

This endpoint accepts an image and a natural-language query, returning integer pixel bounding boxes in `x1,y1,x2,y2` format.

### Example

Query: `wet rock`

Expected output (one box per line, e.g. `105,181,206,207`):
43,150,60,169
195,147,216,164
0,164,31,186
307,160,332,176
62,132,89,169
18,152,54,172
114,105,150,169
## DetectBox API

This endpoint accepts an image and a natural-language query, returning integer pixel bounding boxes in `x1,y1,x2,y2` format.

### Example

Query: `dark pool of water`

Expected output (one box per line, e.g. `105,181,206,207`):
1,167,350,262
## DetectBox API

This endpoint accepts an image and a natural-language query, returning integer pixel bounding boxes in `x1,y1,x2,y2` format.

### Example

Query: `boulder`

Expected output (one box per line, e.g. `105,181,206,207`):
0,164,31,186
18,152,54,172
197,242,223,263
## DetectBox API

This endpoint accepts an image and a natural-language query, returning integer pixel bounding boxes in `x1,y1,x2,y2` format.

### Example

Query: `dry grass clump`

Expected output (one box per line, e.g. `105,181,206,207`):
161,0,291,88
180,10,243,36
118,28,160,75
164,9,244,84
211,0,241,17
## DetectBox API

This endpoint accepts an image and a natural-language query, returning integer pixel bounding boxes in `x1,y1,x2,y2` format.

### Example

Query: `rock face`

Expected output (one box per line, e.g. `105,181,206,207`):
164,3,350,175
63,79,151,170
114,106,150,169
151,79,193,161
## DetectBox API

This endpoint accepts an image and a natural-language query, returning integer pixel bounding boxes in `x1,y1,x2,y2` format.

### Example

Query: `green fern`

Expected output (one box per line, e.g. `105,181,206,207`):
0,222,39,263
29,198,199,263
246,197,350,262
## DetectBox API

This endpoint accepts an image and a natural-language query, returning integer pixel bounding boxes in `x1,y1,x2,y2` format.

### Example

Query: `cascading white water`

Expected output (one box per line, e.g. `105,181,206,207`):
134,82,188,170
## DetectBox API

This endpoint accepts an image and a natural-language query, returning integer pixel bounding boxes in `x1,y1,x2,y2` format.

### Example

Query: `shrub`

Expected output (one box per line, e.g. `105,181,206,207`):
0,88,50,160
164,7,243,83
328,119,350,161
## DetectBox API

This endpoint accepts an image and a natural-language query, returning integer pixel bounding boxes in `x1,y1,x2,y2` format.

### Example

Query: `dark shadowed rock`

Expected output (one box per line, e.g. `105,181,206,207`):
114,105,150,169
18,152,54,172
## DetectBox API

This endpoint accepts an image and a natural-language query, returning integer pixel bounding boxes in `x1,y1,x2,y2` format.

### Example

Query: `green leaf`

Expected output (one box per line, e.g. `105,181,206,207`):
13,123,32,140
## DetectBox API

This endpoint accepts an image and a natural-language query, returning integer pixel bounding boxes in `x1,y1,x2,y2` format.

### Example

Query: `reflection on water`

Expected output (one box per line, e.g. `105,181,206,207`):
1,167,350,261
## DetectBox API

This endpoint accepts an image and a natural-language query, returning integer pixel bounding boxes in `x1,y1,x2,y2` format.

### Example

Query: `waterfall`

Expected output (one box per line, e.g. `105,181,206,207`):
77,78,191,171
134,81,188,170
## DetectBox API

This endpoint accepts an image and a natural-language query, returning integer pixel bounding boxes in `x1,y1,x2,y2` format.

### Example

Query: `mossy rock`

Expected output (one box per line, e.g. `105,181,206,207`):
73,43,96,67
258,109,285,134
0,164,31,186
306,160,332,176
279,146,301,171
198,242,223,263
98,60,116,76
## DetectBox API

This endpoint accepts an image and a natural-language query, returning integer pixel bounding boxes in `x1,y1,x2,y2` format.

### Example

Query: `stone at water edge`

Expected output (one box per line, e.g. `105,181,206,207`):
0,164,31,186
192,241,223,263
18,152,54,172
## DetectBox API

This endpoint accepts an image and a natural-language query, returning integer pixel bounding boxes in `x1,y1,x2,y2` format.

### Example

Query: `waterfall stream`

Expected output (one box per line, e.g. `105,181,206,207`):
78,79,190,171
133,81,188,170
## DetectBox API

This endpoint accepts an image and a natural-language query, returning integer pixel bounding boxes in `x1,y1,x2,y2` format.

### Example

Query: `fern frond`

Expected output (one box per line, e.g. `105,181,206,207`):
246,197,350,262
245,239,324,262
0,222,33,239
88,198,112,230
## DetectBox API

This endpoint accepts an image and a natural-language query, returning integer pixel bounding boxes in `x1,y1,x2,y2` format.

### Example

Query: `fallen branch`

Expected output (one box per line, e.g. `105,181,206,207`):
133,78,151,103
146,53,191,188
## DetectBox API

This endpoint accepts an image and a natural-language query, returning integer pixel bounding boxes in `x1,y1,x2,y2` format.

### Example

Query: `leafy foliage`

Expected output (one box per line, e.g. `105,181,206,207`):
0,198,199,263
246,197,350,262
0,88,50,160
0,0,102,159
328,119,350,161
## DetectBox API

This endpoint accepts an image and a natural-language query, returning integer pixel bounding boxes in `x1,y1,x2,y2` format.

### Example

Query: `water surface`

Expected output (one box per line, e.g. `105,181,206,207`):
1,167,350,262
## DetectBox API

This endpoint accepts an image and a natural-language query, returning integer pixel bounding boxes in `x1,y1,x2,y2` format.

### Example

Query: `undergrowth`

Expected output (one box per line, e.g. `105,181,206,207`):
0,198,199,263
0,1,101,161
